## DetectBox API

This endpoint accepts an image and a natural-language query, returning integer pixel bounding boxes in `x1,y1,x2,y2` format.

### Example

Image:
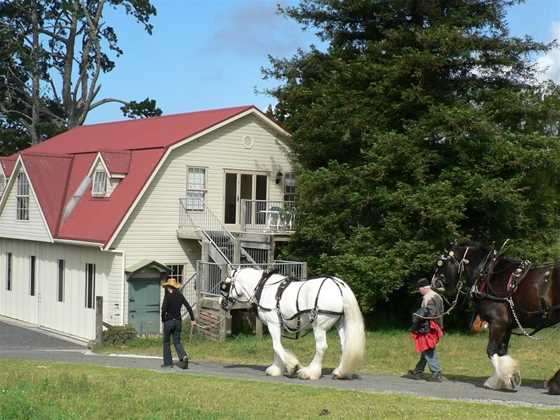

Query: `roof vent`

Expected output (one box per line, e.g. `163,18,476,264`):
242,135,254,149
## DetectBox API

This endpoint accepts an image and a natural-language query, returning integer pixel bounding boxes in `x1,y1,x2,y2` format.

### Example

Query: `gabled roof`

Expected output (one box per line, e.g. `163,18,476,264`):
0,157,16,177
0,105,288,247
26,105,255,154
100,151,131,175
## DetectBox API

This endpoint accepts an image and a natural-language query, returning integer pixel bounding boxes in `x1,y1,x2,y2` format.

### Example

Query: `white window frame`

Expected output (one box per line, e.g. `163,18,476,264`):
16,171,29,221
283,172,296,202
57,259,65,302
0,173,6,197
186,167,207,211
85,263,96,309
92,170,108,197
30,255,36,296
6,253,12,291
166,264,185,284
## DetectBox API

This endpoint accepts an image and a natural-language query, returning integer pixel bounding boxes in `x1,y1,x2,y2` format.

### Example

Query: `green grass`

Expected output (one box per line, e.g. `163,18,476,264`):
0,359,558,419
99,328,560,385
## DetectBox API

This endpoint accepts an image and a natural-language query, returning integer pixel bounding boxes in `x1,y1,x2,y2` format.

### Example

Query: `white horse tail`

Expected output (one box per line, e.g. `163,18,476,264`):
337,283,366,378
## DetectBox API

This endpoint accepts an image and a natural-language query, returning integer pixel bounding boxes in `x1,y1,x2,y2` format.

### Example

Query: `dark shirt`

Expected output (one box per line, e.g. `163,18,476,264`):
161,291,195,323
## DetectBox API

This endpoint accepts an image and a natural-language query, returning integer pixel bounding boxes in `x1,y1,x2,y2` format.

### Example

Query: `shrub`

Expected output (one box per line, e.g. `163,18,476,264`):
103,325,137,345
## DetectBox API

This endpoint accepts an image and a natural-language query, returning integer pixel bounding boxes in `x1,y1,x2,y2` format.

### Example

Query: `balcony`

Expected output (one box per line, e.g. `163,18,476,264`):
178,198,296,238
240,199,296,234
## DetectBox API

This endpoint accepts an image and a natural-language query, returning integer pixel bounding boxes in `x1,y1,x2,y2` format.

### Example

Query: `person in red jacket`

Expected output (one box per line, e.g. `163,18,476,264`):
161,277,196,369
406,278,445,382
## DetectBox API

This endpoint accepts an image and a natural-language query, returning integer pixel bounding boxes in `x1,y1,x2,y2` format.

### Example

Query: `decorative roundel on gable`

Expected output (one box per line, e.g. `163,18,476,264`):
242,135,254,149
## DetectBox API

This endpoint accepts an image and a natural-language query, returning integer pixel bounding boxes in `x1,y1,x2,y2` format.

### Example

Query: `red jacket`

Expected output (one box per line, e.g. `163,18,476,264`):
410,320,444,353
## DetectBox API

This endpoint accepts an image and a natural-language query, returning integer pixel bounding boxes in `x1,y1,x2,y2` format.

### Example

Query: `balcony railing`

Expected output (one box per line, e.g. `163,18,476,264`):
240,199,296,233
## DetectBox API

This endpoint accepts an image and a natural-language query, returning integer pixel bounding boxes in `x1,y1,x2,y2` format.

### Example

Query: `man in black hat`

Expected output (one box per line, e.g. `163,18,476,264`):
406,277,445,382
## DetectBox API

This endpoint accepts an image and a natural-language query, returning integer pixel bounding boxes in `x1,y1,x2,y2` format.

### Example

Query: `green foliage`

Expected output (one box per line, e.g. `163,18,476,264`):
267,0,560,315
0,0,161,149
102,324,137,345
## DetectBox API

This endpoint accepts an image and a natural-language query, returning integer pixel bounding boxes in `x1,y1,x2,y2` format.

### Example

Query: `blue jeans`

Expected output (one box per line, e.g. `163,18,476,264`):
163,319,187,366
414,348,441,375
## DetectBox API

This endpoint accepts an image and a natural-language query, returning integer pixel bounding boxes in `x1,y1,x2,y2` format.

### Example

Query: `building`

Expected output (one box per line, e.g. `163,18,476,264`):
0,106,299,341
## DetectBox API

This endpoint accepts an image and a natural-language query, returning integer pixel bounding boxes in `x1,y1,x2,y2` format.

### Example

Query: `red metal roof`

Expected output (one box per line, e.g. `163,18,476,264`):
5,105,259,246
0,157,16,176
27,105,254,154
101,151,131,174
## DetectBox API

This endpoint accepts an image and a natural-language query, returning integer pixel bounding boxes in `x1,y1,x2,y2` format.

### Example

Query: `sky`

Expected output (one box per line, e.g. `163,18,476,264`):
87,0,560,124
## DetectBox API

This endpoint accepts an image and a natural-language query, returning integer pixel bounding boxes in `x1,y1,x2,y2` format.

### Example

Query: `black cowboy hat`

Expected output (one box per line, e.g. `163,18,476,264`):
416,278,431,288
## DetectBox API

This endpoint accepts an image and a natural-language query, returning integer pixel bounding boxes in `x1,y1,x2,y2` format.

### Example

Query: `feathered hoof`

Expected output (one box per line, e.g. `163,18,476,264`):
297,366,321,380
265,365,282,377
285,364,301,377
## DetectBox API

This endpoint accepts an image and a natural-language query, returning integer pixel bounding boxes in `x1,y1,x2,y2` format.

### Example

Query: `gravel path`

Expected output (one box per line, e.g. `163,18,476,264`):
1,319,559,409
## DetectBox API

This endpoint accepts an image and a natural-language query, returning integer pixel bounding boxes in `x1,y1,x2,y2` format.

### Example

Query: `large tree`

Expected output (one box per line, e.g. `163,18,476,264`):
265,0,560,314
0,0,161,149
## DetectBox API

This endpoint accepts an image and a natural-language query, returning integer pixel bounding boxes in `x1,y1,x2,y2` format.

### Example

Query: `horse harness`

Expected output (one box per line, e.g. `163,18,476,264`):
471,254,560,338
254,272,346,339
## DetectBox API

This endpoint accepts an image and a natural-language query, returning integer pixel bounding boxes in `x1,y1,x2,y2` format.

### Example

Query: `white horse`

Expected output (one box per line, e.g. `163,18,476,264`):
220,267,366,380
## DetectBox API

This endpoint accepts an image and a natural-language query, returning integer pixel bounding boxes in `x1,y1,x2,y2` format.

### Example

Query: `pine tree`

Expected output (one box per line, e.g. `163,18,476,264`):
265,0,560,313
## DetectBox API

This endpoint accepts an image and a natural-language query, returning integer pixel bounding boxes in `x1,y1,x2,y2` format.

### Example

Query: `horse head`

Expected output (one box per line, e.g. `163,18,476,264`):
432,244,474,296
219,266,240,310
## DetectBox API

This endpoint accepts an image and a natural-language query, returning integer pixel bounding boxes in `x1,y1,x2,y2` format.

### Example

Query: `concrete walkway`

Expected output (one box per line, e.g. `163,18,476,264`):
1,319,559,409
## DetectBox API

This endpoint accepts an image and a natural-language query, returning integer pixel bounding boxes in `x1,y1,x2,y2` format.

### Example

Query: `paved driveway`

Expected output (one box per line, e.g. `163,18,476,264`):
0,319,84,351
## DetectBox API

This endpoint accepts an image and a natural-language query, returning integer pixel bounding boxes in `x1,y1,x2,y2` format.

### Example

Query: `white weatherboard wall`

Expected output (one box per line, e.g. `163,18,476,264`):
0,172,51,243
0,239,123,340
111,114,293,317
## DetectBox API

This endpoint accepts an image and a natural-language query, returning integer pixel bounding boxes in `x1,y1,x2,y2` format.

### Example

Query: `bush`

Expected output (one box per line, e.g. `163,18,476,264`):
103,325,137,345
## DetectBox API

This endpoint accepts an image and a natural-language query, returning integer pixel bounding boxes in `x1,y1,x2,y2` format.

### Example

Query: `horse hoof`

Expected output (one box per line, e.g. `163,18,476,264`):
265,365,282,377
286,364,301,377
297,367,320,380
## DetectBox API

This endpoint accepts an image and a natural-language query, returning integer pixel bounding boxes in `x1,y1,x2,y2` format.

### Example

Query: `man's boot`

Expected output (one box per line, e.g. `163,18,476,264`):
427,372,444,382
405,369,423,380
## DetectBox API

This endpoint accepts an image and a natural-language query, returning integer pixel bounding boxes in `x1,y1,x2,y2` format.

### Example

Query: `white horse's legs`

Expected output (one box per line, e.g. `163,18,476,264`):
332,320,345,378
265,352,284,377
298,327,328,380
267,323,300,376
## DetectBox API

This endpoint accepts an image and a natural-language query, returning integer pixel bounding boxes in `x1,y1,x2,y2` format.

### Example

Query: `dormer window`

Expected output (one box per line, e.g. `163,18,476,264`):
92,170,107,197
16,171,29,220
0,173,5,197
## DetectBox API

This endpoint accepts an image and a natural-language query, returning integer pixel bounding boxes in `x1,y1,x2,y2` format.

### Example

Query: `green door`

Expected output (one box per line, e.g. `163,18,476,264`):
128,279,161,335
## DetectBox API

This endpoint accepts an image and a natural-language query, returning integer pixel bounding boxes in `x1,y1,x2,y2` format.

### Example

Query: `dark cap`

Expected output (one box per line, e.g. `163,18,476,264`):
416,278,431,288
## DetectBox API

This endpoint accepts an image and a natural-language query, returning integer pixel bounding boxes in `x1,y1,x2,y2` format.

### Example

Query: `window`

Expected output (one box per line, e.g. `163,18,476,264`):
30,256,36,296
92,170,107,197
6,253,12,291
85,263,96,309
283,172,296,202
0,173,5,197
186,167,206,210
167,264,185,284
57,259,65,302
16,171,29,220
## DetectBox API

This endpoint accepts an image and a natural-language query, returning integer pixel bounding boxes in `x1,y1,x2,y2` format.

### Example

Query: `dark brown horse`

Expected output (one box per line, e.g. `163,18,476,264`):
432,244,560,391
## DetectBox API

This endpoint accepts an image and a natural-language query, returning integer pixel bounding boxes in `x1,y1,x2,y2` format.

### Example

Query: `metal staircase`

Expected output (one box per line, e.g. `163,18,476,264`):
179,199,257,266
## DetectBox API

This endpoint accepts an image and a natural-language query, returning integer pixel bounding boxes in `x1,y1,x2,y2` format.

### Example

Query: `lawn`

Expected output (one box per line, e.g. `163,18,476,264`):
99,327,560,385
0,359,559,419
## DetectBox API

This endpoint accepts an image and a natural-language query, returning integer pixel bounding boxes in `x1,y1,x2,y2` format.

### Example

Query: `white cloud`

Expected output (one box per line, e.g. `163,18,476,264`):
536,22,560,82
207,0,314,58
